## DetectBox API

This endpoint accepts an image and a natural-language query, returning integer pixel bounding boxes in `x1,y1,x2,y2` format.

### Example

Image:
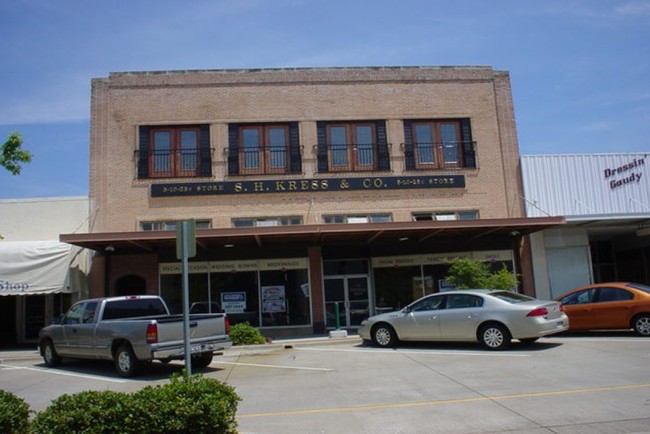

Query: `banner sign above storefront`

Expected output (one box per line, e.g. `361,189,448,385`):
160,258,309,274
151,175,466,197
371,250,513,268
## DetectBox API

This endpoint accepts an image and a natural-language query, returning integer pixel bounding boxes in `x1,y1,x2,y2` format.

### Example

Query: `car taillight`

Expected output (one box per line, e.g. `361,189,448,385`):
146,323,158,344
225,316,230,335
527,307,549,317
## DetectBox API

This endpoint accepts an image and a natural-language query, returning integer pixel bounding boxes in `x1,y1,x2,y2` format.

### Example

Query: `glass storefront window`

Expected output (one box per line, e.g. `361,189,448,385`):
160,273,210,315
159,259,311,329
210,272,260,327
260,269,310,327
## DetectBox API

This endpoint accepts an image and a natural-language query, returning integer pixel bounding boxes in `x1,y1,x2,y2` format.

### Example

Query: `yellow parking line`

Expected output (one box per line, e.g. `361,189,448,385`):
237,383,650,419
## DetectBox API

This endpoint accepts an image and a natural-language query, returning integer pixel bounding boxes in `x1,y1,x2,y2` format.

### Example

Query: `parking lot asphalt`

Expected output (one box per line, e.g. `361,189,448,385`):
2,333,650,434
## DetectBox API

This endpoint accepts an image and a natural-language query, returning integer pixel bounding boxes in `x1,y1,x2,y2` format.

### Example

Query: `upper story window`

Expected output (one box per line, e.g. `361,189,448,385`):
403,119,476,170
412,210,479,221
317,121,390,173
138,125,211,179
323,214,392,224
140,220,212,231
228,122,301,176
232,216,303,228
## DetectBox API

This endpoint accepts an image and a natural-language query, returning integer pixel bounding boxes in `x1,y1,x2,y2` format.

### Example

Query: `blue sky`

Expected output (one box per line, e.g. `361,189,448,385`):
1,0,649,199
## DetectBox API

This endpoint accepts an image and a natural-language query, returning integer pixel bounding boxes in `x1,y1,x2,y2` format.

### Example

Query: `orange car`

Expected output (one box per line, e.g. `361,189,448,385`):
555,282,650,336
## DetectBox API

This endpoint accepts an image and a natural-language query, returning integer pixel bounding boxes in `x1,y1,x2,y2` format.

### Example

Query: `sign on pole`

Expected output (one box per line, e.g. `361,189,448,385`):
176,220,197,375
176,219,196,259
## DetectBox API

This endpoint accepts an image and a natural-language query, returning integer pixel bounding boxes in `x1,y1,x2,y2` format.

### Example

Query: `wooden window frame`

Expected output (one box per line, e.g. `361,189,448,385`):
411,121,463,169
238,125,290,175
148,126,201,178
326,123,377,172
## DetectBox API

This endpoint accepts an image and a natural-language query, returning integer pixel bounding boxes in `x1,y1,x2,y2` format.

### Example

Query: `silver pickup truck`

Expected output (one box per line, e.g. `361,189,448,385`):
38,295,231,377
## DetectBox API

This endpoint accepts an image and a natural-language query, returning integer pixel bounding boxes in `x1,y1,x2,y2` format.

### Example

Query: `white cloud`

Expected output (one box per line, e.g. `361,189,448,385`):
615,1,650,17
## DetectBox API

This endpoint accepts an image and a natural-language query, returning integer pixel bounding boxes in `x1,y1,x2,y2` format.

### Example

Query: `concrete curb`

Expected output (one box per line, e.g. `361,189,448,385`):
0,335,363,363
223,334,362,356
0,348,41,362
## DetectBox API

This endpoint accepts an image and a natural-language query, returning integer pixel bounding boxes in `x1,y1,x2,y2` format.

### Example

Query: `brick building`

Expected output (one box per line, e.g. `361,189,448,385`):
62,66,563,337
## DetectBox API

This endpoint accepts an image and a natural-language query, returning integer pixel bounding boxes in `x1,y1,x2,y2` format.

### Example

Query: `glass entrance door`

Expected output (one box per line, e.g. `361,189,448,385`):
324,276,370,329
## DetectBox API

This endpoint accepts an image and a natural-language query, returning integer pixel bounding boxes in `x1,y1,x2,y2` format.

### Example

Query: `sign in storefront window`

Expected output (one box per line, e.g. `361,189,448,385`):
262,286,286,313
221,292,247,314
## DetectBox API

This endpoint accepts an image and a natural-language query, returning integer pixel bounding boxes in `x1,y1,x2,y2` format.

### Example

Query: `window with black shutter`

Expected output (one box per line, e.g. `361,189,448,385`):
403,119,476,170
228,122,301,175
316,120,390,173
138,125,211,179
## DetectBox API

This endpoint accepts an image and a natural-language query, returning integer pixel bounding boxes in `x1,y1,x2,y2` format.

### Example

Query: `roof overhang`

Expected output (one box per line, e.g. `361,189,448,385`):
60,217,566,253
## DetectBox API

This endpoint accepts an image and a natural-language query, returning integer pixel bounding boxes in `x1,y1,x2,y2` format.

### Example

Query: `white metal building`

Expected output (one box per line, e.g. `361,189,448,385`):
521,153,650,299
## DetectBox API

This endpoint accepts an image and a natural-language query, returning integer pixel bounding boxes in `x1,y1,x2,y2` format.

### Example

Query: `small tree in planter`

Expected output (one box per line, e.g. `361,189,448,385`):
445,258,518,291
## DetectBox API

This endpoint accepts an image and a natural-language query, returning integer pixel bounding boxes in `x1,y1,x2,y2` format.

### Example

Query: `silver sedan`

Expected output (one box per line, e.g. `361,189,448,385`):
358,290,569,350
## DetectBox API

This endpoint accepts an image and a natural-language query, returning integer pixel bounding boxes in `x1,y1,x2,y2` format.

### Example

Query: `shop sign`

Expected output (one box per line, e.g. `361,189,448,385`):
258,258,308,271
604,157,646,190
0,280,30,293
159,262,209,274
371,250,510,269
151,175,465,197
160,258,307,274
472,250,513,262
209,260,258,273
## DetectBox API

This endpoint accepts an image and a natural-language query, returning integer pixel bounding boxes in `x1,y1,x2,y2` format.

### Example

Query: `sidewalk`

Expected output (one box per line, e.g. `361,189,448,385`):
0,346,40,362
0,334,362,363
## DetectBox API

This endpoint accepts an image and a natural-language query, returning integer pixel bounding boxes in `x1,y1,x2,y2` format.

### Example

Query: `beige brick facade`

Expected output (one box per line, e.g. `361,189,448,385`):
90,66,523,232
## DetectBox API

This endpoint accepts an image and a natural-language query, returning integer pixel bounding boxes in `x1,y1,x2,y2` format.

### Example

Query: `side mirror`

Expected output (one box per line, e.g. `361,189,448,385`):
51,316,62,325
402,306,411,314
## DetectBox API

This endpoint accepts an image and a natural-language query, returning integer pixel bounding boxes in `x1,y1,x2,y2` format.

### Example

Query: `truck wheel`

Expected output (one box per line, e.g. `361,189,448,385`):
192,353,213,369
41,340,61,367
114,344,139,377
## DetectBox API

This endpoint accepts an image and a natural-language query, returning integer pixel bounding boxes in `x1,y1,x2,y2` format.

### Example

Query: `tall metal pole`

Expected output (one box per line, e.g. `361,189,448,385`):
181,220,192,376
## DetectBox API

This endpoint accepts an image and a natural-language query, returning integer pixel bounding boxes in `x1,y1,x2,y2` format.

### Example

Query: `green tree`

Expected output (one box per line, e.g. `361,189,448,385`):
1,132,33,175
445,258,518,290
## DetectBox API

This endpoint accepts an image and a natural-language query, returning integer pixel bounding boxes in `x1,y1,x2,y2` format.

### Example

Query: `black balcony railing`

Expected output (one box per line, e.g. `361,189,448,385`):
135,148,213,178
316,143,391,172
405,141,477,169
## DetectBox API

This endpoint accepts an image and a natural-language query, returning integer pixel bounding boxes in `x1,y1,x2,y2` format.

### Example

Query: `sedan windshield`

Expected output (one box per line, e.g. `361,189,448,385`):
490,291,535,304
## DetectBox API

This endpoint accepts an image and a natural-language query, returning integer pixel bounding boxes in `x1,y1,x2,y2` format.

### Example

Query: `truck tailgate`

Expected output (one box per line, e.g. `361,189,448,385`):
154,314,228,344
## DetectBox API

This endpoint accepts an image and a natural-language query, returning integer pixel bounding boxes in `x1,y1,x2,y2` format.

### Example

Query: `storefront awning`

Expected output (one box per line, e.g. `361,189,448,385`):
0,241,72,296
59,217,566,253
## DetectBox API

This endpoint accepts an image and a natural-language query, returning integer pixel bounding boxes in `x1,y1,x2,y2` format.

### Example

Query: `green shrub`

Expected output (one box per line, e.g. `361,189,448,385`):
132,373,240,434
31,390,131,434
0,389,30,434
445,258,518,290
229,322,266,346
30,374,240,434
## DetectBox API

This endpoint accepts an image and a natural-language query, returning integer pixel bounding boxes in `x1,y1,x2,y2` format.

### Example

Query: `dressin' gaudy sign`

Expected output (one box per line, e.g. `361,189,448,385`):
604,156,646,190
151,175,465,197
